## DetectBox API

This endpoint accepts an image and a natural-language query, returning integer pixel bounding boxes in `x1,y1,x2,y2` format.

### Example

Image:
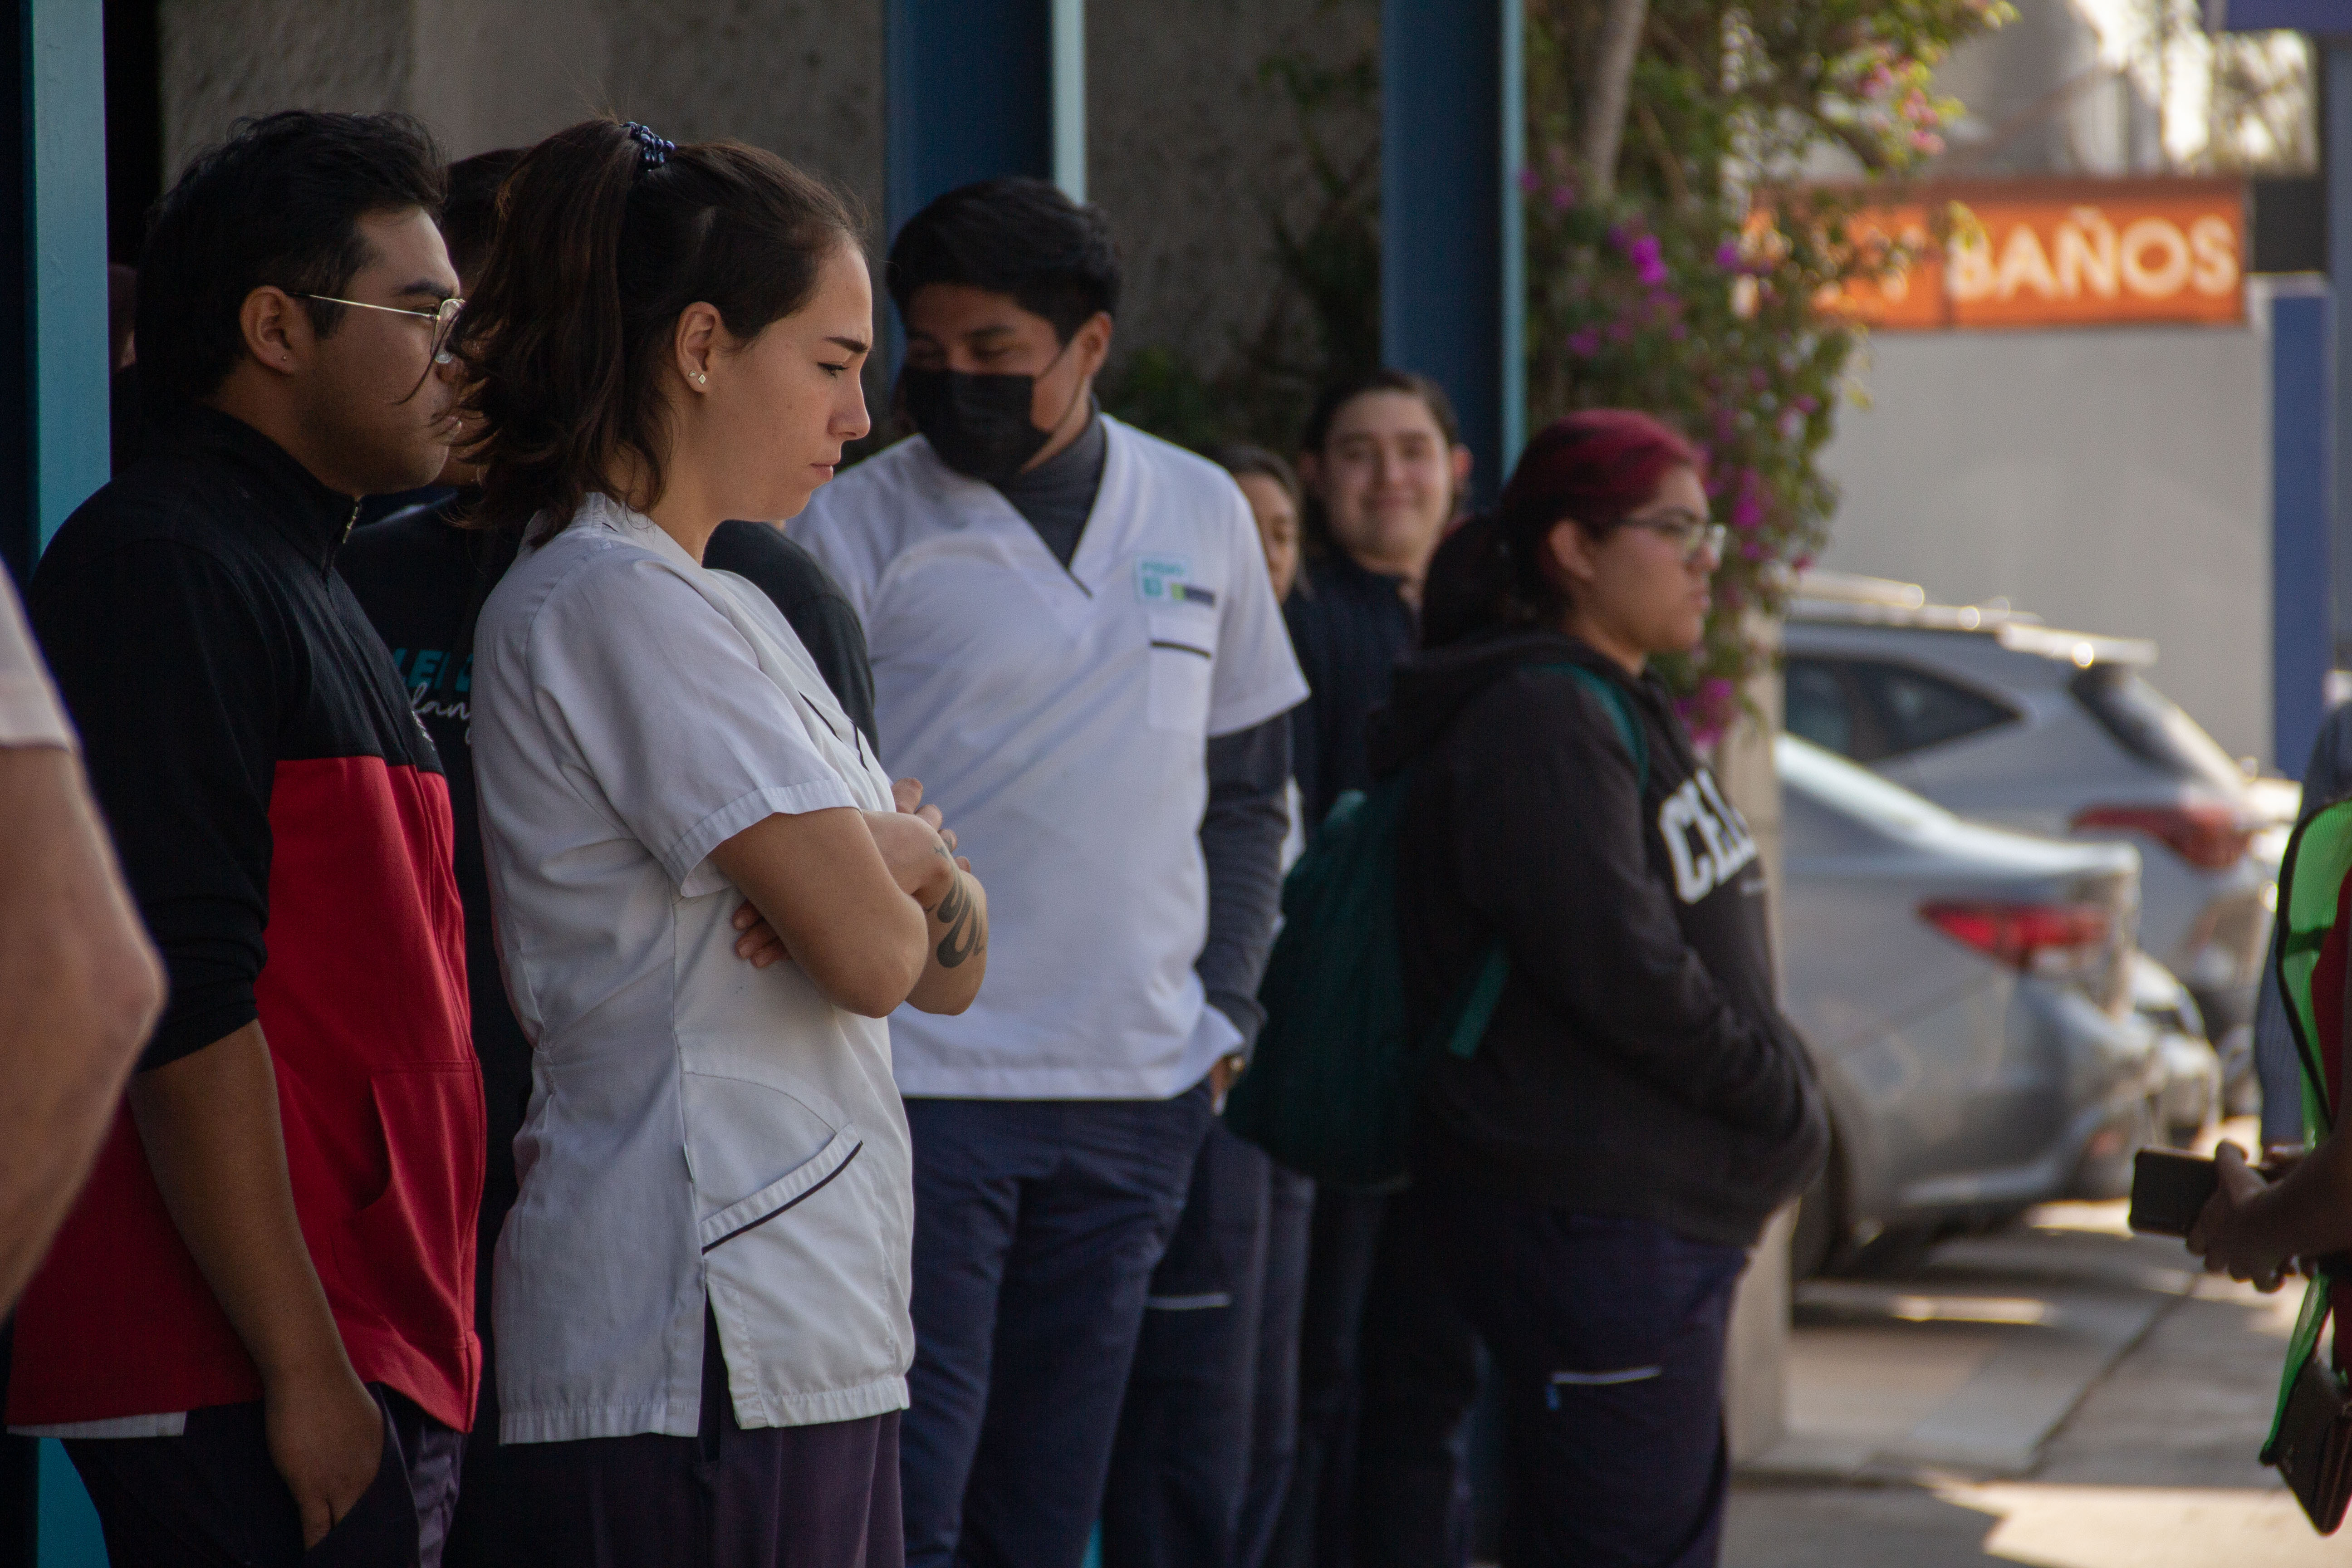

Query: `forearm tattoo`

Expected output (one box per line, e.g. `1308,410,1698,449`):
932,871,987,969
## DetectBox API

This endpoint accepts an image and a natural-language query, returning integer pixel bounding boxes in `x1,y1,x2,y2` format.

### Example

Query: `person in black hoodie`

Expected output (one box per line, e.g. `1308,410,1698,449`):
1382,411,1827,1568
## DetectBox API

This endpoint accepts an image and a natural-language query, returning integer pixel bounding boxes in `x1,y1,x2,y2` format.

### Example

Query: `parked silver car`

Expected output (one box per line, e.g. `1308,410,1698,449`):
1778,733,2160,1276
1784,574,2277,1054
2133,952,2220,1146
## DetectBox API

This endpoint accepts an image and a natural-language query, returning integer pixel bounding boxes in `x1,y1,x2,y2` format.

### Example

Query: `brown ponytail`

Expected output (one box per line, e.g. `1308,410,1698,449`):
457,118,861,536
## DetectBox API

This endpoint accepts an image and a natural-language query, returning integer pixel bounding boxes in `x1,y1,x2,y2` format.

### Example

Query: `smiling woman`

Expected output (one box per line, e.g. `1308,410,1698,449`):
454,118,987,1566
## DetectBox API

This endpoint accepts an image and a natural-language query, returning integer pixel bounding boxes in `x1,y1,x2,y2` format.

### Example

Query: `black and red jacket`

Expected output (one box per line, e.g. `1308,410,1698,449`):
9,405,482,1431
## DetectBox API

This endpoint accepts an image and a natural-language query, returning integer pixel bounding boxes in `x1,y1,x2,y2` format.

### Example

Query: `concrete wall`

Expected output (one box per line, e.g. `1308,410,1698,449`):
1087,0,1377,385
162,0,412,171
163,0,882,209
1816,309,2273,763
158,0,1373,418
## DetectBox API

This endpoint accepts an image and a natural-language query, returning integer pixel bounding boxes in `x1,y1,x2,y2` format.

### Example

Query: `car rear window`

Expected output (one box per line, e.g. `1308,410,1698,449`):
1784,661,1857,755
2069,665,2245,791
1784,657,2017,763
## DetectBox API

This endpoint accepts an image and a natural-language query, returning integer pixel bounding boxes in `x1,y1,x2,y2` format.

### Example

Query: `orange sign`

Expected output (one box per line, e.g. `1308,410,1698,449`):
1812,178,2245,331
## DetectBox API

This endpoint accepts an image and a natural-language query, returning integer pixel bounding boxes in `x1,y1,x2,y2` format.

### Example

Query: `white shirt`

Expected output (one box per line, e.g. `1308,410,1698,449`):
471,494,913,1443
795,417,1309,1100
0,575,71,750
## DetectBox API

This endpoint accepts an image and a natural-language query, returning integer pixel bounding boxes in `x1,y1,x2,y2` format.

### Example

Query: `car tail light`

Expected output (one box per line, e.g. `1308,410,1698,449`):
1920,901,2112,972
2071,803,2253,870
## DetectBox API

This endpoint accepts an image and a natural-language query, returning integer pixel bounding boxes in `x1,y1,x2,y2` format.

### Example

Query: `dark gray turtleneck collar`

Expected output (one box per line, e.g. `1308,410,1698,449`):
994,406,1107,571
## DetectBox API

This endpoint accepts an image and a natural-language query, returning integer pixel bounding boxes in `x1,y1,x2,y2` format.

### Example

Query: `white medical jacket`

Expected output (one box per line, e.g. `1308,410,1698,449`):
795,418,1309,1100
472,495,913,1441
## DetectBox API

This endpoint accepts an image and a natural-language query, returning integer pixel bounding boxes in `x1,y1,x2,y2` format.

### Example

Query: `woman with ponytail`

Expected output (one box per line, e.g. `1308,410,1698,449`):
1382,412,1827,1567
460,119,986,1566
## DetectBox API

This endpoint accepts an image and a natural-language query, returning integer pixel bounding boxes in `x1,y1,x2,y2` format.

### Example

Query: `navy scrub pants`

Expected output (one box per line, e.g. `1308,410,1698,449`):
1100,1122,1316,1568
1410,1183,1749,1568
899,1087,1213,1568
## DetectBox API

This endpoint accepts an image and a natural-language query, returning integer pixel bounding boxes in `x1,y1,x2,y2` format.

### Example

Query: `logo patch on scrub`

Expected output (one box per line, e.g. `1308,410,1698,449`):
1136,556,1215,608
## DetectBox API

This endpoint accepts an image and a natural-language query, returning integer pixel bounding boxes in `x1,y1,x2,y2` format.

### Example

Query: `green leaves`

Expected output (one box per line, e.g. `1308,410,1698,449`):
1523,0,2006,738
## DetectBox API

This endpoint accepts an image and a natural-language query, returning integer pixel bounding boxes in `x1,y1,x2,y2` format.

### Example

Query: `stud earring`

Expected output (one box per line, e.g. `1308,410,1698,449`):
693,371,709,385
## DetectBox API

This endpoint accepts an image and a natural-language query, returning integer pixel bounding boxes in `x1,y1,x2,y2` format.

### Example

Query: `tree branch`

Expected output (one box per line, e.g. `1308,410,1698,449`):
1581,0,1651,199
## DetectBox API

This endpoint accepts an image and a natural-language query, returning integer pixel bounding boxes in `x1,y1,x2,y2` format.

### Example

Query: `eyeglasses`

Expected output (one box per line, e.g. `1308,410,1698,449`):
299,294,465,364
1627,508,1727,564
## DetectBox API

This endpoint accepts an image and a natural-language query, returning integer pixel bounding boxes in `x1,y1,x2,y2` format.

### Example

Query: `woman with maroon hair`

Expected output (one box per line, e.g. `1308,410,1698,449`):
1378,411,1827,1566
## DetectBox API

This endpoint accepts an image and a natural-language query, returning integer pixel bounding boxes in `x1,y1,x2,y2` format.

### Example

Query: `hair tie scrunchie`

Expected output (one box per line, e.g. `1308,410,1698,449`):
622,122,674,171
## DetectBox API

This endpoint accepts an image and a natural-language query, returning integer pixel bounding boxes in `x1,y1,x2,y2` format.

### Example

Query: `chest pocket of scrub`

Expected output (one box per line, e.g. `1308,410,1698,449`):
1146,610,1217,734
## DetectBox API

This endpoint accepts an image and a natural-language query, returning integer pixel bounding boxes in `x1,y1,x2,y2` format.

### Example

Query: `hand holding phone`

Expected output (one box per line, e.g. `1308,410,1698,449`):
2129,1147,2220,1237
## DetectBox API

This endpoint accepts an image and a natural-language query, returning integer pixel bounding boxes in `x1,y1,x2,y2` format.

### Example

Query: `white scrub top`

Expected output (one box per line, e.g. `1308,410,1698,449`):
795,416,1309,1100
471,494,913,1443
0,576,71,750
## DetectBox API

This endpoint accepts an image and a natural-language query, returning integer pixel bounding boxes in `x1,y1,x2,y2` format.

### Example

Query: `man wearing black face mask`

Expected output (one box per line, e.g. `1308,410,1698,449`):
796,179,1308,1568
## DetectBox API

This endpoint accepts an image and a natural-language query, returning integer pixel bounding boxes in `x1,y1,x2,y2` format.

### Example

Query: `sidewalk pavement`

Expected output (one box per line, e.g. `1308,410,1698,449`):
1725,1129,2336,1566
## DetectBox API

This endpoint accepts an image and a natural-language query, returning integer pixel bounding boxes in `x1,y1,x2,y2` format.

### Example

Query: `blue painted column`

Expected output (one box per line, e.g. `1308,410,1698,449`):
2274,280,2334,774
8,8,116,1563
882,0,1079,381
1380,0,1525,504
4,0,113,583
884,0,1055,241
26,0,109,557
1050,0,1084,201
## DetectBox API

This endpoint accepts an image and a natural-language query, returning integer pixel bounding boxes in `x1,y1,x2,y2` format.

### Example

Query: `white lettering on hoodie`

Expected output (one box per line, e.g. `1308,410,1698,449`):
1658,770,1759,904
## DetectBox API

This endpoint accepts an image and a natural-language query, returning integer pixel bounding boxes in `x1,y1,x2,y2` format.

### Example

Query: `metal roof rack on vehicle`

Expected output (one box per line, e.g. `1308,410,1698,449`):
1789,571,2154,666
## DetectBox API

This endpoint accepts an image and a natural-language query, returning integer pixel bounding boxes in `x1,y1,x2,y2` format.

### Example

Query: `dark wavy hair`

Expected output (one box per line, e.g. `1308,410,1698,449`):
439,147,524,284
1422,409,1702,649
137,110,444,409
457,119,861,536
1210,443,1302,512
887,176,1121,342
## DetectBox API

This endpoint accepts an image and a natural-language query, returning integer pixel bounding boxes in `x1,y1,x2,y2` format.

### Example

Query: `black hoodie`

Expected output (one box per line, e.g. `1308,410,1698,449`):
1373,627,1828,1247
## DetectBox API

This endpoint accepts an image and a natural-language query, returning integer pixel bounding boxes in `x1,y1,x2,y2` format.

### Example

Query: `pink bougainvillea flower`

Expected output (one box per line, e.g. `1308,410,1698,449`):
1730,469,1766,530
1567,327,1603,357
1627,234,1669,286
1714,240,1745,273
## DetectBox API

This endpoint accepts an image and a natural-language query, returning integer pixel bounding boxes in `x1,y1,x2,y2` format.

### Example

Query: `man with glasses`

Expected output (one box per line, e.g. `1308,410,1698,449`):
8,112,480,1567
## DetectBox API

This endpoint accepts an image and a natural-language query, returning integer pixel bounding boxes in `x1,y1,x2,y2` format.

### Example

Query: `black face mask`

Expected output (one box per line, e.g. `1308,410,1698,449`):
898,367,1051,484
898,336,1083,485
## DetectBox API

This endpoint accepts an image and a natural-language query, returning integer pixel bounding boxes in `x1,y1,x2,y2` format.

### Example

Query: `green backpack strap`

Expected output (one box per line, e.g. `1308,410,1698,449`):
1552,662,1651,794
1441,661,1651,1061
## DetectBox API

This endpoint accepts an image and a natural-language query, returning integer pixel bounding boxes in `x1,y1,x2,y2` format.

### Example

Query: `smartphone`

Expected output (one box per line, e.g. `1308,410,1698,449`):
2129,1147,2219,1237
